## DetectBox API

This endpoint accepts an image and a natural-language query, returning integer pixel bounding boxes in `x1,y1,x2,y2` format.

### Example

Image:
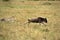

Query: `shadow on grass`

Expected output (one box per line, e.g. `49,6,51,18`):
0,35,5,40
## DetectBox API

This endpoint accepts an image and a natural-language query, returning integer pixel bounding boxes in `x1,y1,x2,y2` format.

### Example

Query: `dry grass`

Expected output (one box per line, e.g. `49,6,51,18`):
0,1,60,40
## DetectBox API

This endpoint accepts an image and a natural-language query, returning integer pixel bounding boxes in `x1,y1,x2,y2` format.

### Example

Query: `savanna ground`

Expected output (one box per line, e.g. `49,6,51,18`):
0,1,60,40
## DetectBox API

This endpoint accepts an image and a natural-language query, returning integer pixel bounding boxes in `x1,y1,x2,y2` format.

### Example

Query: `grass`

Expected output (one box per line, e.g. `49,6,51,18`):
0,1,60,40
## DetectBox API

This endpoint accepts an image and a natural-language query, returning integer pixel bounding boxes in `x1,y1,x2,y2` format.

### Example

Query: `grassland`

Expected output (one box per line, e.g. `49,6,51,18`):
0,1,60,40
